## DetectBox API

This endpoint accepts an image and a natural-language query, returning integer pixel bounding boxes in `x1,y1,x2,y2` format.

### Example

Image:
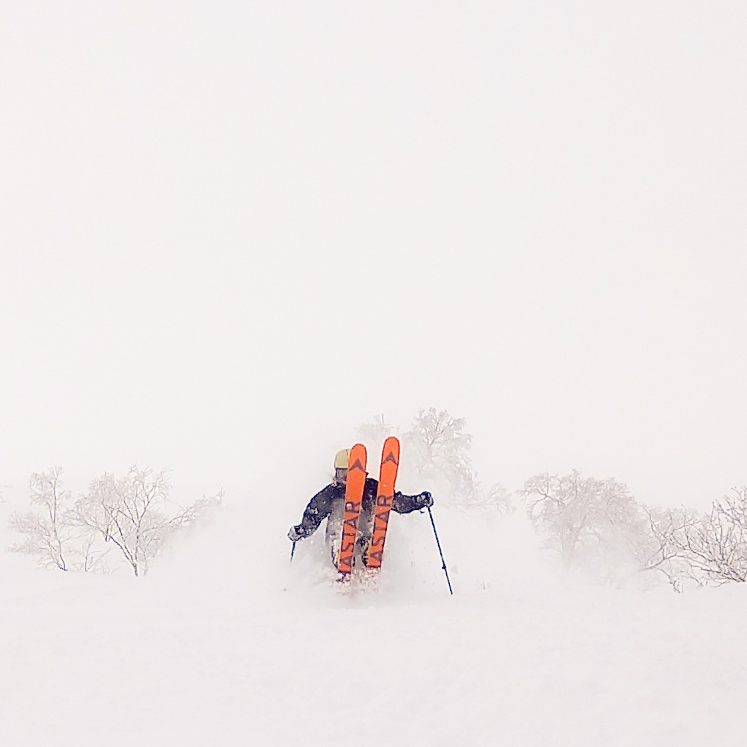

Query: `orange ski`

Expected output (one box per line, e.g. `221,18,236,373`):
366,436,400,569
337,443,367,576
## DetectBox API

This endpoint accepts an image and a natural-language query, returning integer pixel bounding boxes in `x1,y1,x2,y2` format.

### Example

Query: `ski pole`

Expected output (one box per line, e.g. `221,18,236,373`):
427,506,453,595
290,541,296,563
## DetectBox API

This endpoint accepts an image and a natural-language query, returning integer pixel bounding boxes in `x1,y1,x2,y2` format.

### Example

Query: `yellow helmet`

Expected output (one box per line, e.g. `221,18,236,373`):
333,448,351,470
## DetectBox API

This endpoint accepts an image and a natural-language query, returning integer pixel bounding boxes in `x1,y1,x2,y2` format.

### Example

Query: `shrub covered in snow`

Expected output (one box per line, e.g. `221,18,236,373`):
9,466,221,576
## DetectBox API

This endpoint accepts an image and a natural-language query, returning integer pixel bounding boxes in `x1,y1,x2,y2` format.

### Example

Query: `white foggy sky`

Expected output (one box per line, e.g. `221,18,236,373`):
2,2,746,506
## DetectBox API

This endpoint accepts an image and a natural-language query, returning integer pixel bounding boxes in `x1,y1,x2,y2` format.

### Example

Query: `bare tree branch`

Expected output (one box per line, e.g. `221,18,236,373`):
9,466,221,577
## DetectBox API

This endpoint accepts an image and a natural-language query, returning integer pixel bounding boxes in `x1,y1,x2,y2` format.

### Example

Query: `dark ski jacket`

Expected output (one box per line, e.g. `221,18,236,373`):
293,477,429,541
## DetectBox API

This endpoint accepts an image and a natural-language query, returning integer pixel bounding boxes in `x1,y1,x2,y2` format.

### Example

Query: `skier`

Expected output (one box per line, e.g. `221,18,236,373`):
288,448,433,567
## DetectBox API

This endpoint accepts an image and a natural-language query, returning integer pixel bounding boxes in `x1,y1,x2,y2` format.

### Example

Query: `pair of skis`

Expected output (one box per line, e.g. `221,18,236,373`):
337,436,400,577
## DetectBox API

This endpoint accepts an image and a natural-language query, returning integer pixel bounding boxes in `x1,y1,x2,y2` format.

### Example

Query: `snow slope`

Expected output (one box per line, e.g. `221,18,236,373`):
2,496,746,747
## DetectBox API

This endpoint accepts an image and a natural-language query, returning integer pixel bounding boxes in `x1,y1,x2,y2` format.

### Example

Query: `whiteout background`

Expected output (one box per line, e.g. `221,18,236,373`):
2,2,746,507
2,6,747,743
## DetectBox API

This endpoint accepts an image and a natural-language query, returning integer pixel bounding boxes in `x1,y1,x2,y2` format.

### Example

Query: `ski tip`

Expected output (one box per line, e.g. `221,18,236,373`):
348,443,368,471
381,435,400,465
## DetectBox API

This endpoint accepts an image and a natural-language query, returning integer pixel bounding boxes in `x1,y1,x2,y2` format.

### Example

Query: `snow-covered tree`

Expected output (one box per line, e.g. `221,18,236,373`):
520,471,645,574
9,467,73,571
485,483,515,516
356,408,512,508
71,466,220,577
645,488,747,588
641,505,703,591
9,465,221,577
403,408,479,506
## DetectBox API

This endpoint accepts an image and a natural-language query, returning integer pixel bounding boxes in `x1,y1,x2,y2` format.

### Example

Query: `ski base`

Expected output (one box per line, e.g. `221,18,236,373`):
366,436,400,570
336,443,367,576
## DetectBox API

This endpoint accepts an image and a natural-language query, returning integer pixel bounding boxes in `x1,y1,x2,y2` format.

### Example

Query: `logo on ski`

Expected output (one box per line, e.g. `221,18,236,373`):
365,436,400,570
336,443,367,576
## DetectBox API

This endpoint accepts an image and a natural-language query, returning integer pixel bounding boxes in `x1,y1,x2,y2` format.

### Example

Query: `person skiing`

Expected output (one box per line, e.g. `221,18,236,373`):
288,447,433,567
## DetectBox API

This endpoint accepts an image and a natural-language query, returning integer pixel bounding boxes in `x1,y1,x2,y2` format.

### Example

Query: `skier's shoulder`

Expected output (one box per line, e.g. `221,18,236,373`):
310,480,344,503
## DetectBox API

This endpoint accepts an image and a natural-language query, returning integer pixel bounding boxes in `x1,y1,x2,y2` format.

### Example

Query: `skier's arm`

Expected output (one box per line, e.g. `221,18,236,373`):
289,486,334,540
392,490,433,514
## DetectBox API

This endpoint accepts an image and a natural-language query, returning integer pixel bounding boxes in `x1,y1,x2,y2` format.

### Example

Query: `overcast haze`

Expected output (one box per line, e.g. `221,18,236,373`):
2,2,746,508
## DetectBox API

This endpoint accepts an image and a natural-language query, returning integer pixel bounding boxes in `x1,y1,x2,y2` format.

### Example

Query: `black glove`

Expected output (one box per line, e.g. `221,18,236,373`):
288,525,304,542
418,491,433,508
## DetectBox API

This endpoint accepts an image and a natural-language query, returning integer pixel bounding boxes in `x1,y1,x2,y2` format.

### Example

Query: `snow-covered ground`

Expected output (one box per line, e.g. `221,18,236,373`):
2,495,746,747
